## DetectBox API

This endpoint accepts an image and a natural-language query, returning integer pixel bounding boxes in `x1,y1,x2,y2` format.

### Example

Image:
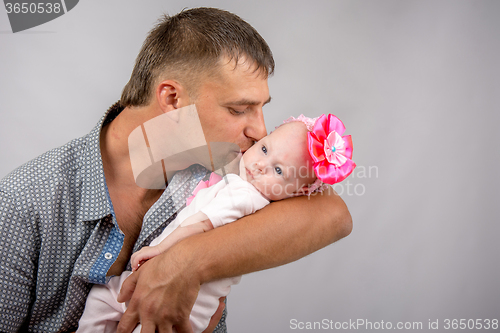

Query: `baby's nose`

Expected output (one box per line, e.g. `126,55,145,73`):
253,161,266,173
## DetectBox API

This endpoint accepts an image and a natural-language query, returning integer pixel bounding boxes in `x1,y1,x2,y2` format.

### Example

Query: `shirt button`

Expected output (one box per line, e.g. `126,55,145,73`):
104,252,113,260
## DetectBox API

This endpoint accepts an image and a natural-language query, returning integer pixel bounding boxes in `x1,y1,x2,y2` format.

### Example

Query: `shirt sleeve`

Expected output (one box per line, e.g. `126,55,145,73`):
0,190,37,332
201,177,269,228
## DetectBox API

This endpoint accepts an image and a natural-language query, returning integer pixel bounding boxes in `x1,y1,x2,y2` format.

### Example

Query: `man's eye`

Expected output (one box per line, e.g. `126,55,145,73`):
275,167,282,175
228,108,244,115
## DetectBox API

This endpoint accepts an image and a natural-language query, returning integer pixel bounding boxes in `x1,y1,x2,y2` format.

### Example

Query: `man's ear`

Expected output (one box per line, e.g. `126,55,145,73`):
156,80,190,113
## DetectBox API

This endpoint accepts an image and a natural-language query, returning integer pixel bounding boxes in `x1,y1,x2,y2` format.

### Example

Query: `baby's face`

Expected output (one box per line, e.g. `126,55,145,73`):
239,122,317,200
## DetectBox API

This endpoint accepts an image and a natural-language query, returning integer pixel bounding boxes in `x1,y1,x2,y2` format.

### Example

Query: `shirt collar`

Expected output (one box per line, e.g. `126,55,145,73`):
75,102,211,229
76,102,122,223
134,164,209,250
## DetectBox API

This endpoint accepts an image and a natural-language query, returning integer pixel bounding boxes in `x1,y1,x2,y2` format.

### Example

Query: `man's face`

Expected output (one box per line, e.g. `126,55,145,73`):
193,58,271,154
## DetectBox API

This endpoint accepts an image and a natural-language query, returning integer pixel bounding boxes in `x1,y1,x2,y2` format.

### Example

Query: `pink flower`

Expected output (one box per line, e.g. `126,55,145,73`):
308,114,356,184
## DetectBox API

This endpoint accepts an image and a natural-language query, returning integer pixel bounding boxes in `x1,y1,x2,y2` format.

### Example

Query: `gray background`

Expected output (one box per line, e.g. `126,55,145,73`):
1,0,499,332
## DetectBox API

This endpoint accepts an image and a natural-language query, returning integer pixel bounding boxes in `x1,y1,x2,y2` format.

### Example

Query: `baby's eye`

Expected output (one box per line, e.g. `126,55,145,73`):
275,167,282,175
261,145,267,154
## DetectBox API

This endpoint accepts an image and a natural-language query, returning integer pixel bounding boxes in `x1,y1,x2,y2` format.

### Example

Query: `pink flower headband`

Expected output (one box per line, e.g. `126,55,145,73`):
283,114,356,194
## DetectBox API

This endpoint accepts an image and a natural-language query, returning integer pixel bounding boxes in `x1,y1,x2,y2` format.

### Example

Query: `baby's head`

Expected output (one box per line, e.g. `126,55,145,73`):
239,121,315,200
239,114,355,201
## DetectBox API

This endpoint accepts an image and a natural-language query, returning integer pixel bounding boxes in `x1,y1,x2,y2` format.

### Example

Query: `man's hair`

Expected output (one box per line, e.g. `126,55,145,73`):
121,7,275,107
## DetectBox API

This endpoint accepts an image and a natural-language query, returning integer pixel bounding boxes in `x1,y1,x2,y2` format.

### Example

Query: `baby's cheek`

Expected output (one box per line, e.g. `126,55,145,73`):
253,180,270,197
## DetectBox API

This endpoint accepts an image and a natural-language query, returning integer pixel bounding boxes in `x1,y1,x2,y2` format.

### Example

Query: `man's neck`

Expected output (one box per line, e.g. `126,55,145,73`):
100,105,163,200
100,105,165,277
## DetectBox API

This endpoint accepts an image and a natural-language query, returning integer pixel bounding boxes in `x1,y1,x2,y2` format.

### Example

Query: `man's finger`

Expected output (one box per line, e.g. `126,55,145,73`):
140,321,165,333
202,297,226,333
173,318,194,333
116,305,140,333
117,271,139,303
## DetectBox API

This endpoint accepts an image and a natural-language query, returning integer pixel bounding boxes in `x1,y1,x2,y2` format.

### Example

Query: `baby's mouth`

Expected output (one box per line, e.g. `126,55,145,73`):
246,168,254,180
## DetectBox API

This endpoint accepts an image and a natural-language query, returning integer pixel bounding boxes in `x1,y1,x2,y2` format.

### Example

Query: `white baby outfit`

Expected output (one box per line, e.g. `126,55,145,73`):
77,174,269,333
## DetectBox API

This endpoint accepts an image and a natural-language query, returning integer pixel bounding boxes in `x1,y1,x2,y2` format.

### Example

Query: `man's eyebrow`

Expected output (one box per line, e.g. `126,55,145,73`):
226,96,272,106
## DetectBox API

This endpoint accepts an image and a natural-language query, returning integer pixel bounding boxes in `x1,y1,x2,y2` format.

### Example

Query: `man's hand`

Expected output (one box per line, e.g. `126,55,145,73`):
130,246,161,272
115,187,351,333
116,246,223,333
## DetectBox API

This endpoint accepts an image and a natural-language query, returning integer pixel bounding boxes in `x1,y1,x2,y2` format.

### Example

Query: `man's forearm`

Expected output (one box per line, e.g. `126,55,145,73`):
170,186,352,284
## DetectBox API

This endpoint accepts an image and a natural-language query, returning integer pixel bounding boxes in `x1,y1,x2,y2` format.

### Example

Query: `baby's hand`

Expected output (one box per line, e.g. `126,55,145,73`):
130,246,161,272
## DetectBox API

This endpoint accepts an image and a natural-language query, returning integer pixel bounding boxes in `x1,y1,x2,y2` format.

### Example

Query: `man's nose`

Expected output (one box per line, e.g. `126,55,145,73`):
244,109,267,142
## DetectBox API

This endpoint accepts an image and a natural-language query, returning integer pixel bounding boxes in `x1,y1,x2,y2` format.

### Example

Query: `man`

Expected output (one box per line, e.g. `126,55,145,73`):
0,7,352,333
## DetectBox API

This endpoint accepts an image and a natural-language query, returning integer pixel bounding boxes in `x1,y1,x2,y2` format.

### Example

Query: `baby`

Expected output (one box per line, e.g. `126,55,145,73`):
77,114,355,333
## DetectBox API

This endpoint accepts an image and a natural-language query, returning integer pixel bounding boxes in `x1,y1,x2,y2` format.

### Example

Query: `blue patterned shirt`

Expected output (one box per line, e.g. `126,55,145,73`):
0,105,226,332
